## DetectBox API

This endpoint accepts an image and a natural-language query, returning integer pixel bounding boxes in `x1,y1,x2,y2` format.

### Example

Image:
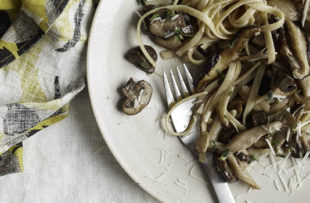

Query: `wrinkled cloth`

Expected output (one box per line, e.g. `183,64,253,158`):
0,0,94,175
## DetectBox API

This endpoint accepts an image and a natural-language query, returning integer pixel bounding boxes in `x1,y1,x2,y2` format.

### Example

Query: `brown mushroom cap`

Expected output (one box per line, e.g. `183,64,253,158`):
125,45,158,73
149,13,186,37
121,78,153,115
146,10,198,49
148,11,197,37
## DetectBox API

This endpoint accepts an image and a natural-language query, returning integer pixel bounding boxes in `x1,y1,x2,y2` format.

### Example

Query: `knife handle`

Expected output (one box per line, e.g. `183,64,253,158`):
203,154,236,203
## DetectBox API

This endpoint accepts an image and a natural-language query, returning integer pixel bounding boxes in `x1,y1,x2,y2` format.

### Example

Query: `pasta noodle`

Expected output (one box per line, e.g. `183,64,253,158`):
242,65,266,124
137,0,285,67
131,0,310,189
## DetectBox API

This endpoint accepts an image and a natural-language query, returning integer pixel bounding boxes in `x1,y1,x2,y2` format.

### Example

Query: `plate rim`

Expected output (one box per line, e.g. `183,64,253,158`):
86,2,310,202
86,1,162,202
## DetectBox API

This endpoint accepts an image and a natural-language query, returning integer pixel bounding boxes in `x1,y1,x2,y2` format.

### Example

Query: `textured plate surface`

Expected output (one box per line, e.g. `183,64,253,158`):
87,1,310,202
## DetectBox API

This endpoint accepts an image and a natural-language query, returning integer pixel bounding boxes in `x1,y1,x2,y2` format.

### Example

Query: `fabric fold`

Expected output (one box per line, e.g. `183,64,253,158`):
0,0,94,175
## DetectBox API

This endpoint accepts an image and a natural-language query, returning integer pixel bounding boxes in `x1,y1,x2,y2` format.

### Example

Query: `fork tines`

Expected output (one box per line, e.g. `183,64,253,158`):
163,64,195,107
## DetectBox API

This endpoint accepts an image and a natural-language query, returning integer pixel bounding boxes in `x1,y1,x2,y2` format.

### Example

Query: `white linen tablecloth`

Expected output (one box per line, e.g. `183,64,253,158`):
0,89,158,203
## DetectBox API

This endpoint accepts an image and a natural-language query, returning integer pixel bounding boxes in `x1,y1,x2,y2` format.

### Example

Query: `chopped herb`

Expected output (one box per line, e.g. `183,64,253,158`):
150,14,159,21
217,69,225,84
228,91,233,96
210,140,216,148
272,138,281,145
248,154,258,164
219,149,230,161
174,28,184,42
230,38,238,48
141,61,151,69
217,69,225,77
224,114,228,118
218,78,224,84
136,0,146,5
267,90,273,99
167,10,175,19
267,133,274,138
267,90,275,103
278,154,286,158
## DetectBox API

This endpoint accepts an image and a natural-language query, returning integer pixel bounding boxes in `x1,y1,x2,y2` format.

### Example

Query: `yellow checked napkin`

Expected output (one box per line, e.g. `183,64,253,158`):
0,0,94,175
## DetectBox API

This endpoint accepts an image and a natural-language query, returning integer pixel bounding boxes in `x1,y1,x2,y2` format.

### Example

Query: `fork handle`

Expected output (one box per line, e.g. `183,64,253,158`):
203,154,236,203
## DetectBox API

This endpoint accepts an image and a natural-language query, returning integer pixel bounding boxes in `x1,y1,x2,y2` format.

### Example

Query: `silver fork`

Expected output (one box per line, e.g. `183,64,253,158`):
163,64,235,203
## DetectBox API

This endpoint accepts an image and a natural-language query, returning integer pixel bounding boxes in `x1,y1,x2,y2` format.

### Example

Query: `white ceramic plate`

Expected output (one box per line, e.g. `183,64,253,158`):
87,1,310,202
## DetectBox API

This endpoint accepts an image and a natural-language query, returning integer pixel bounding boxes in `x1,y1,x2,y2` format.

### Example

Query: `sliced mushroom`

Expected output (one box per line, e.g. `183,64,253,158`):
282,140,292,155
197,27,261,90
218,128,237,144
125,45,158,73
287,20,310,77
267,110,295,154
279,20,310,79
264,74,296,113
279,28,301,76
254,100,271,113
140,5,156,16
149,20,175,38
268,110,295,126
139,5,156,31
149,11,197,37
224,121,282,153
289,134,304,158
228,99,243,119
273,74,297,94
234,151,250,162
252,112,267,127
227,154,260,189
213,152,237,182
269,98,289,114
149,13,185,37
272,131,287,155
155,36,182,49
147,11,197,49
252,135,269,149
247,147,269,156
120,78,153,115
